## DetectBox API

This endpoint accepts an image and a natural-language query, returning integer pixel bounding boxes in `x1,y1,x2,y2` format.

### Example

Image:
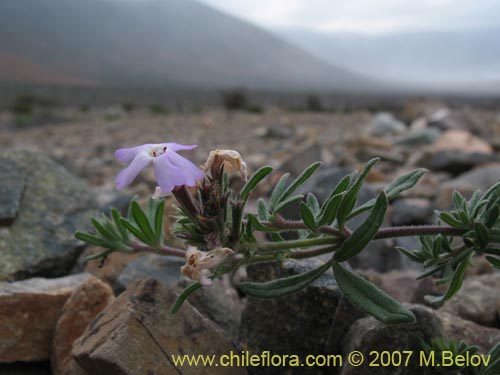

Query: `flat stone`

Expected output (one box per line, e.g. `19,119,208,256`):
0,159,26,226
51,276,114,375
340,305,442,375
0,273,89,362
0,151,98,280
437,311,500,353
72,278,245,375
114,253,244,339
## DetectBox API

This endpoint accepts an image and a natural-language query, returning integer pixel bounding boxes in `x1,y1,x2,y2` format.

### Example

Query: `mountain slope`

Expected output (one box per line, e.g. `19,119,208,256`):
0,0,376,91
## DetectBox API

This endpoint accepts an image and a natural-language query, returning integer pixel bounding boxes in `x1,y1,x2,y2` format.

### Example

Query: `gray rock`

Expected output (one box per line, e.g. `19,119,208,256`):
73,278,244,375
0,159,26,226
428,108,492,138
440,273,500,328
0,151,97,280
416,150,496,175
434,164,500,209
340,305,442,375
261,124,294,139
240,259,365,374
367,112,406,137
393,128,441,147
390,198,434,226
279,143,323,178
113,253,185,294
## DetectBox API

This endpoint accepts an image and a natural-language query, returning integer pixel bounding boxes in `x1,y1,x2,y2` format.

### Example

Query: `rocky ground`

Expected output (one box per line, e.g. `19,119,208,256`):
1,99,500,374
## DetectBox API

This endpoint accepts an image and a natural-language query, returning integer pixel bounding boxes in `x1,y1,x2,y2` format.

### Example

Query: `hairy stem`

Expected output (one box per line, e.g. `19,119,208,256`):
131,242,186,258
374,225,466,240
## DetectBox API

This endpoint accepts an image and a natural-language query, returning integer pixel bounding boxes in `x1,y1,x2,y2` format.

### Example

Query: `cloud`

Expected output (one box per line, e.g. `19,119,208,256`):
197,0,500,33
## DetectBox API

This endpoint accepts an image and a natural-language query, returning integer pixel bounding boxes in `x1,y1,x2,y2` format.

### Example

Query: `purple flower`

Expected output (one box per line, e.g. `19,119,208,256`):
115,142,204,193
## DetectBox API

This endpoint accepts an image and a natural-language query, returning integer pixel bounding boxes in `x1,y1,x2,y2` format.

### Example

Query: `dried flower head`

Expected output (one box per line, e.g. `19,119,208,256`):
180,246,234,286
115,142,204,194
203,149,248,181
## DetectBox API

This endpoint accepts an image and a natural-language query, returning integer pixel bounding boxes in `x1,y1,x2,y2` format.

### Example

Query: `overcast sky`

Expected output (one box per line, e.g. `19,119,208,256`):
197,0,500,34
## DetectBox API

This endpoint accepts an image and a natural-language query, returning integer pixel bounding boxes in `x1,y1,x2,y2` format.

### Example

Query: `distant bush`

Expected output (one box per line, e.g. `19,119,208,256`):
306,94,324,112
80,104,90,113
10,94,37,115
122,102,135,113
222,89,248,111
246,104,264,114
149,104,169,115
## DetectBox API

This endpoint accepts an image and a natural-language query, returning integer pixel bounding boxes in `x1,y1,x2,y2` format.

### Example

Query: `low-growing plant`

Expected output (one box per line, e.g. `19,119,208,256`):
76,143,500,325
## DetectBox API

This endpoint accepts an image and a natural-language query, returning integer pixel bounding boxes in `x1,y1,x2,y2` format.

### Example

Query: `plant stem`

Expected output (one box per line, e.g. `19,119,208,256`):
254,236,341,252
260,219,344,237
374,225,466,240
131,242,186,258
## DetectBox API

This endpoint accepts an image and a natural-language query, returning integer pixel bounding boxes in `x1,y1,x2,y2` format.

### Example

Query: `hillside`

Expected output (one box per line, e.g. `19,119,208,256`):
0,0,376,91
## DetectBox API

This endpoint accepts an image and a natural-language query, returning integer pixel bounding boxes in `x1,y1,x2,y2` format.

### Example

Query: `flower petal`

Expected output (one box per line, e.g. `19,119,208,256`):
166,142,198,152
152,155,184,193
115,144,151,162
115,153,151,190
166,151,205,186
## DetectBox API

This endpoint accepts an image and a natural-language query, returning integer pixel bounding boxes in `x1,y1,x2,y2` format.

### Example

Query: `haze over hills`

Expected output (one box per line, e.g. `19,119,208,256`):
0,0,378,91
276,27,500,93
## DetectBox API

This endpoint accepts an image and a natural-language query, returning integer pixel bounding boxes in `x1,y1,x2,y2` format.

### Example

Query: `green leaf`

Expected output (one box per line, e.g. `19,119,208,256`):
154,200,165,243
131,201,156,245
273,194,304,214
239,261,331,298
337,158,380,225
239,166,273,201
75,231,109,247
257,198,268,221
439,212,465,228
334,191,388,262
269,173,290,211
300,202,317,231
332,262,416,324
396,247,425,263
486,256,500,269
171,282,202,314
111,208,128,240
306,193,321,215
317,193,343,227
475,222,490,248
120,218,152,245
247,214,272,231
425,251,473,306
480,342,500,375
280,162,322,202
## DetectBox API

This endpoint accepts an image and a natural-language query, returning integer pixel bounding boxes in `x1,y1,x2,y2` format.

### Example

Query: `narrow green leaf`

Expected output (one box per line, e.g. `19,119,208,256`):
131,201,156,244
396,247,425,263
385,168,427,200
334,191,388,262
439,212,465,228
332,262,416,324
91,218,118,241
111,208,128,240
269,173,290,211
317,193,343,227
300,202,317,231
120,218,152,245
257,198,268,220
425,251,473,306
280,162,322,202
171,282,202,314
484,198,500,228
273,194,304,214
475,222,490,248
453,191,467,211
239,261,331,298
337,158,380,225
75,231,109,247
481,343,500,375
247,214,272,231
486,256,500,269
306,193,321,215
154,200,165,243
239,166,273,201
